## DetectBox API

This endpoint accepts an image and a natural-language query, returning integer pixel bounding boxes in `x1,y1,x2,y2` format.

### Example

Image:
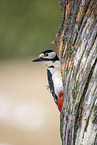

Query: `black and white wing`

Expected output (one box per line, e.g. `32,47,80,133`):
47,69,59,109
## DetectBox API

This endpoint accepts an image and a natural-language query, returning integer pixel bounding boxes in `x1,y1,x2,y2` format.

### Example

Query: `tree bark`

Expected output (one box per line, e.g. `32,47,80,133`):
53,0,97,144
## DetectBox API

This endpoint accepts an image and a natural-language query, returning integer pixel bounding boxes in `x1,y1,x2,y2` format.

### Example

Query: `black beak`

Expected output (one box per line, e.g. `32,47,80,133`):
32,57,42,62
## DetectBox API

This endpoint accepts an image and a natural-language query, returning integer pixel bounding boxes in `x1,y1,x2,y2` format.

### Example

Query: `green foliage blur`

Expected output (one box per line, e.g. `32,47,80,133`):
0,0,61,59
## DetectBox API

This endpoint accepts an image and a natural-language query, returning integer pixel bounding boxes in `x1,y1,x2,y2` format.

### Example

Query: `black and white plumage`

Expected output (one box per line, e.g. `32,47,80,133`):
33,50,63,111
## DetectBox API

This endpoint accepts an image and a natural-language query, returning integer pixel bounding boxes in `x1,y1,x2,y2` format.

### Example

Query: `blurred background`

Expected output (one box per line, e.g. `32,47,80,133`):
0,0,61,145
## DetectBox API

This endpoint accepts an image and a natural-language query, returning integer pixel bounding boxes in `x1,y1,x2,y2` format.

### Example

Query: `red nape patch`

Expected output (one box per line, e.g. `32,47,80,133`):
57,91,63,112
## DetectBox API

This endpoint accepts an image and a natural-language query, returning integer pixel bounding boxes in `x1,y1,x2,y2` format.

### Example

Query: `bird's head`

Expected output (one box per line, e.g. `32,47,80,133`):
33,50,60,68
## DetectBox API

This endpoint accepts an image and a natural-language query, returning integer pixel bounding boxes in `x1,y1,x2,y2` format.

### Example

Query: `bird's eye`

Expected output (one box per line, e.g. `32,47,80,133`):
45,53,48,57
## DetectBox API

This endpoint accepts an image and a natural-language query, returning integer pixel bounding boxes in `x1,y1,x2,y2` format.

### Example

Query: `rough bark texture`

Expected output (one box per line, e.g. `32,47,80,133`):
53,0,97,144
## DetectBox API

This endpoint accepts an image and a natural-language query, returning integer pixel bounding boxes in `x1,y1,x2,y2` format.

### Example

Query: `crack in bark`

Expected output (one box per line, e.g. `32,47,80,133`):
94,133,97,145
84,96,96,133
73,58,97,144
72,1,91,45
92,96,97,124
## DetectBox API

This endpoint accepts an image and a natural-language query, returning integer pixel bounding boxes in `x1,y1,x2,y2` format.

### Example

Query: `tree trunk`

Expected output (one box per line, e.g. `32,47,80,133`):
53,0,97,144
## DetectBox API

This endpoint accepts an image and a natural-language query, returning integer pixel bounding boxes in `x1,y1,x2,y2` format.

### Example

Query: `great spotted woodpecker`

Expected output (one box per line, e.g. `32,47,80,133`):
33,50,63,112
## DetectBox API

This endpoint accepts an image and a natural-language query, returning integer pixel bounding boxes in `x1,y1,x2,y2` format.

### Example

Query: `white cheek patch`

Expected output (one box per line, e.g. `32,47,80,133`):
48,52,56,58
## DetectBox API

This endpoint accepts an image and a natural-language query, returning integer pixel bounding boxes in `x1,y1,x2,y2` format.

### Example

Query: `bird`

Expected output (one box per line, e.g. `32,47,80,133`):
33,50,63,112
